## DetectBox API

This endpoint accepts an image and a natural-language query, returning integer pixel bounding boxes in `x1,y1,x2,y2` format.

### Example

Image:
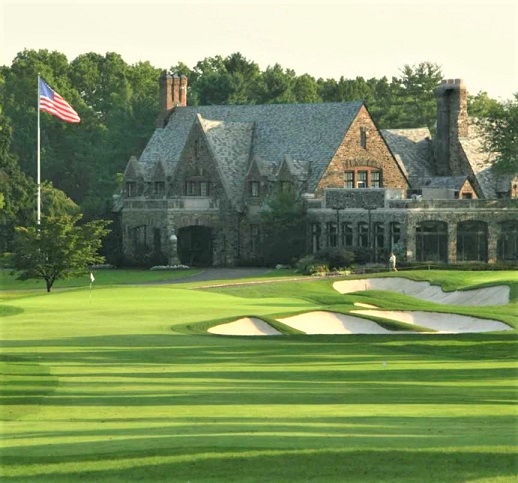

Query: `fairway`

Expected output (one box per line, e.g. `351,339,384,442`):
1,270,517,482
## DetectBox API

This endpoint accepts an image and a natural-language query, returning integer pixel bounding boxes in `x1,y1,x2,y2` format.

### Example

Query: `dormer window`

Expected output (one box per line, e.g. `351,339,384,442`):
250,181,260,197
185,180,210,196
126,181,137,197
154,181,165,197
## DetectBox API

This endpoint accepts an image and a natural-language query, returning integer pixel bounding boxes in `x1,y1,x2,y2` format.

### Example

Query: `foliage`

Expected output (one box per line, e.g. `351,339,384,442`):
476,93,518,174
260,190,306,265
12,214,111,292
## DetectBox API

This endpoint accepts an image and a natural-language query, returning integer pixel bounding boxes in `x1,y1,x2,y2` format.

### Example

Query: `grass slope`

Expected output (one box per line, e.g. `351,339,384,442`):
0,270,517,482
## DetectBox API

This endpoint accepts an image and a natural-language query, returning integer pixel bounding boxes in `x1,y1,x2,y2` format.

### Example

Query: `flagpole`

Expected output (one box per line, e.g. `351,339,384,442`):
37,74,41,225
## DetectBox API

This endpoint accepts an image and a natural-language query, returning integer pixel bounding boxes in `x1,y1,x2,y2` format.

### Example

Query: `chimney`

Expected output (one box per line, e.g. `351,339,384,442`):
434,79,469,176
156,71,173,128
155,72,189,128
179,75,188,107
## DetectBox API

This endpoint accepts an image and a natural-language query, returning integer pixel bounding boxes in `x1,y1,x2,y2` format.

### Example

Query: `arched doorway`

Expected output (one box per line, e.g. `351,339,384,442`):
415,221,447,262
497,220,518,261
177,226,213,266
457,221,488,261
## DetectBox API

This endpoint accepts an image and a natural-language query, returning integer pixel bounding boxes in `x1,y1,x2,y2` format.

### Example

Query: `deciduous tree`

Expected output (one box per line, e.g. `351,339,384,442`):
12,214,111,292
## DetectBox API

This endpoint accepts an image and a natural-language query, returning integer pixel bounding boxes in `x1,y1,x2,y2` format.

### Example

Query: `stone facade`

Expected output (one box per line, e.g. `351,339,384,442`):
117,74,518,266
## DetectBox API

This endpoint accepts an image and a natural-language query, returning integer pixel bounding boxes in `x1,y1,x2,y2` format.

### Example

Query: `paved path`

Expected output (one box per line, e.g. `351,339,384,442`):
157,267,274,285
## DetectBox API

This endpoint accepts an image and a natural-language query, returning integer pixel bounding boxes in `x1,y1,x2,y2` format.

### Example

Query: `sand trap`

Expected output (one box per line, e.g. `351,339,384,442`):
208,317,281,336
334,278,510,306
351,309,512,333
277,311,394,334
354,302,379,309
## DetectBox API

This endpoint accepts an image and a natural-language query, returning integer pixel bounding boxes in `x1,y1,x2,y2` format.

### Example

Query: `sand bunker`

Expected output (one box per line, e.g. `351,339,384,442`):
351,309,512,333
208,317,281,336
210,309,511,336
277,311,394,334
333,278,510,306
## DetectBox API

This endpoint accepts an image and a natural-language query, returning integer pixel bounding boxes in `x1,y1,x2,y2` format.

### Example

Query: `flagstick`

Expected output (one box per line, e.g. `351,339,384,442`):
37,74,41,226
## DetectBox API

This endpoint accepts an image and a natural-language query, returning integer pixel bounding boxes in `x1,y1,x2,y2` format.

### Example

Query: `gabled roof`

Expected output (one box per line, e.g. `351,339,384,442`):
412,176,468,190
198,115,254,206
381,128,435,181
458,124,515,199
124,156,142,179
138,101,364,192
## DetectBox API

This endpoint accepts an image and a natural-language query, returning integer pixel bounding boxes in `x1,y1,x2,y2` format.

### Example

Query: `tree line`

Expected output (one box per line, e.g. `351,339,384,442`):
0,50,514,257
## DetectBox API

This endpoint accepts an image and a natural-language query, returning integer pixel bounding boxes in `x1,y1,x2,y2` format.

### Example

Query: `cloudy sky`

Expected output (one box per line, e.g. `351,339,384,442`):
1,0,516,100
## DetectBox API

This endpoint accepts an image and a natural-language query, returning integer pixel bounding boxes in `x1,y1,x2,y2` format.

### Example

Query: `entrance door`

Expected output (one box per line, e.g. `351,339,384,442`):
177,226,213,266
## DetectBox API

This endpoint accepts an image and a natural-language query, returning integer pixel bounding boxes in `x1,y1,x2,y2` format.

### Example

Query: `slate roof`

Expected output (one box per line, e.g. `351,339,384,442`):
138,101,364,194
412,176,467,190
381,128,435,183
199,116,254,205
458,124,515,198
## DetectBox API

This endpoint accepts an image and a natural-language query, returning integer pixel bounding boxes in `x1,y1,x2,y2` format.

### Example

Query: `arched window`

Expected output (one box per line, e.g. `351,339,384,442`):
457,221,488,262
341,222,353,247
358,222,369,247
390,222,401,249
497,220,518,261
416,221,447,262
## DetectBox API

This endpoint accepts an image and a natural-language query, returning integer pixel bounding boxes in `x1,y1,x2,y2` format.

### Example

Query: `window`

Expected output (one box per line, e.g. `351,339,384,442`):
360,127,367,148
194,140,200,159
154,181,165,197
344,168,381,188
357,171,368,188
374,223,384,249
153,228,161,253
126,182,137,198
461,192,473,199
341,222,353,247
185,180,210,196
358,222,369,247
327,222,337,247
371,171,381,188
390,222,401,249
250,181,260,197
344,172,354,188
312,223,321,253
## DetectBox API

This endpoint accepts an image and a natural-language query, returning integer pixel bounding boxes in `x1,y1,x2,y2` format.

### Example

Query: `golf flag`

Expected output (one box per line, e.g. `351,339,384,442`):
90,272,95,283
39,78,80,123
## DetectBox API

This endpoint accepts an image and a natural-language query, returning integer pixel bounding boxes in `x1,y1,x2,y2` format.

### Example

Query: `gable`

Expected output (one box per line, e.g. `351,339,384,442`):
124,156,141,180
316,105,408,193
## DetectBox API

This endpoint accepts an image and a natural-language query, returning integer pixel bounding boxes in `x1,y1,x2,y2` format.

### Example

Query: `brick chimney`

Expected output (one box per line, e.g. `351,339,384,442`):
155,72,188,128
434,79,469,176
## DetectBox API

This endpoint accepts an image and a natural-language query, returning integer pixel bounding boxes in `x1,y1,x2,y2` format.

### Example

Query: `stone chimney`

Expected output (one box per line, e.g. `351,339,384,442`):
434,79,469,176
155,71,188,128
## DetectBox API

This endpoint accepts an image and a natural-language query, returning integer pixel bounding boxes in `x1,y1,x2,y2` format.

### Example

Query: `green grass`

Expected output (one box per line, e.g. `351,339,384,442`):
0,268,202,292
0,270,517,482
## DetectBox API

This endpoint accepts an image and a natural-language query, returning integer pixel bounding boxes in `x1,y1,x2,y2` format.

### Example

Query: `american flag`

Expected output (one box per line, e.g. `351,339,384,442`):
39,78,80,123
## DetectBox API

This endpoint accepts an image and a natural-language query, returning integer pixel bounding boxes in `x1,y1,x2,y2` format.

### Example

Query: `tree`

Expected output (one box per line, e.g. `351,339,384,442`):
391,62,443,130
477,94,518,174
260,190,306,265
12,214,111,292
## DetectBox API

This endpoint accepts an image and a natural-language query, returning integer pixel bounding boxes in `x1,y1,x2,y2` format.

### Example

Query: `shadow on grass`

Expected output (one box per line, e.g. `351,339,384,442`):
2,446,517,482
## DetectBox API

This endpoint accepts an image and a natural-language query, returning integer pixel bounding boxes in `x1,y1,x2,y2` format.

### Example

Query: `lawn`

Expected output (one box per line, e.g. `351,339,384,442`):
0,270,517,482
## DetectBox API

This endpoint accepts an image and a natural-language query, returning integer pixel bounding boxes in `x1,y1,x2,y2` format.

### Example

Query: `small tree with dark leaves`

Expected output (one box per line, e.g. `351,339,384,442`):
12,214,111,292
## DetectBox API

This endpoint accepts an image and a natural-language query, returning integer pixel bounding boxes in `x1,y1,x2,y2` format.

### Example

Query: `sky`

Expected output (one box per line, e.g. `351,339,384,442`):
1,0,517,100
